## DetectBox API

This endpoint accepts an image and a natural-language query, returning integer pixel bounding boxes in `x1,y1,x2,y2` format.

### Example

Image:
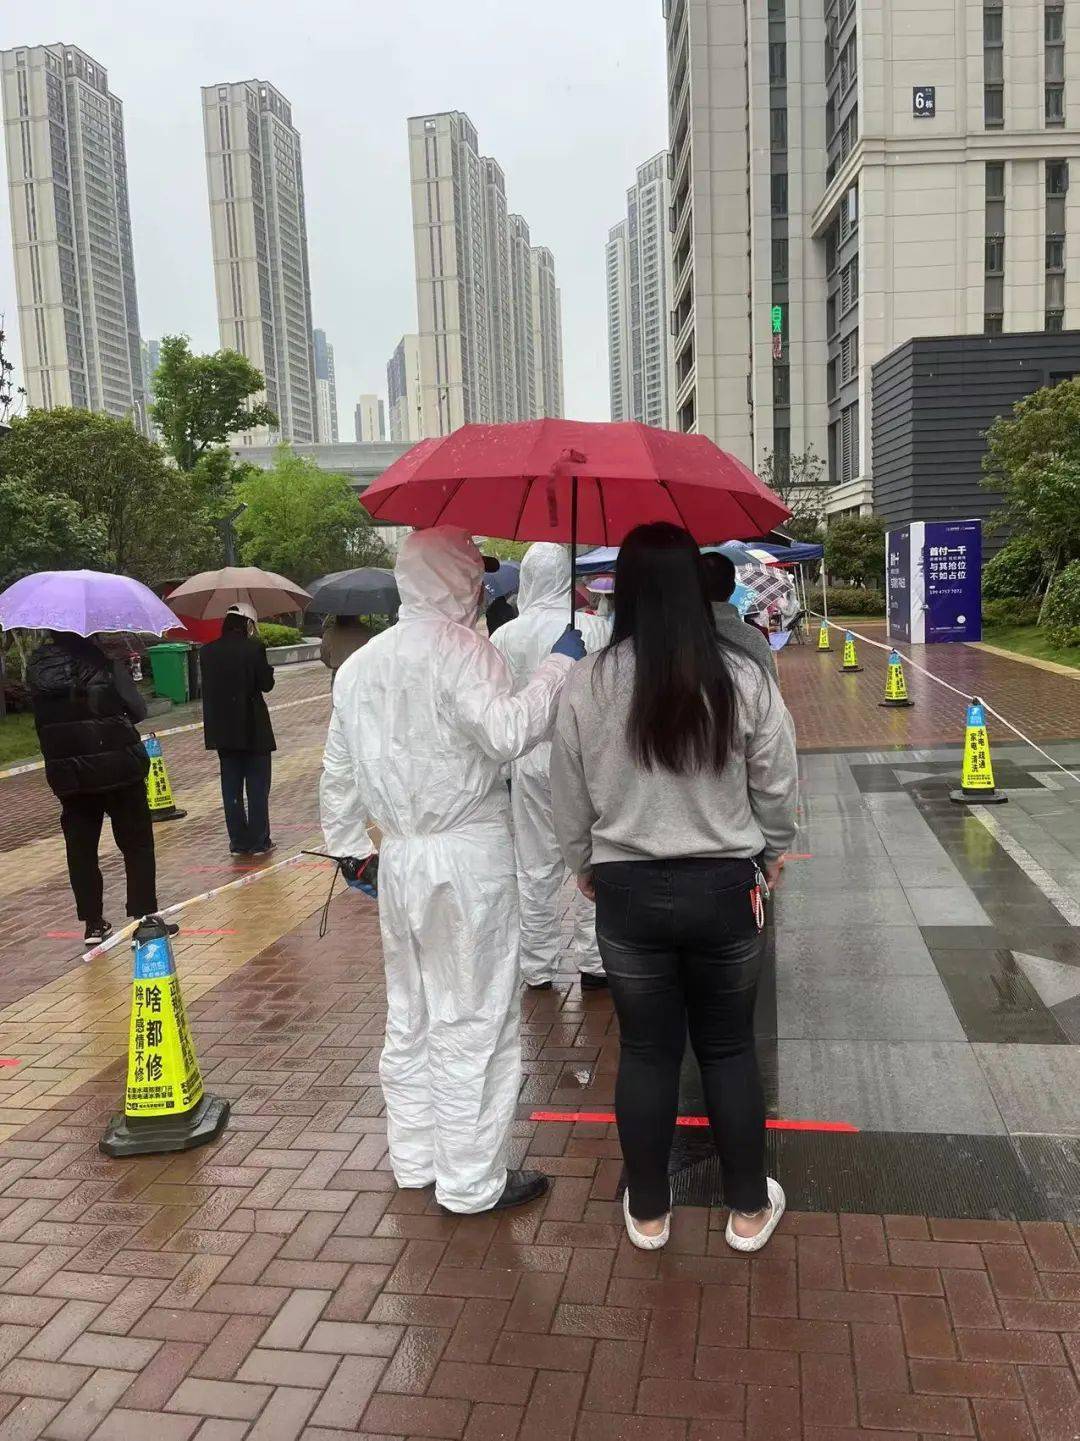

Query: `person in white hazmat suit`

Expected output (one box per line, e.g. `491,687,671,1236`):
319,526,584,1215
492,544,612,990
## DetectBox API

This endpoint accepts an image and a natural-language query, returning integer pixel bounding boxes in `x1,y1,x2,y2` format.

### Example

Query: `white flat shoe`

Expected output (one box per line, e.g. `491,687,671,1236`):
725,1177,786,1253
623,1186,671,1250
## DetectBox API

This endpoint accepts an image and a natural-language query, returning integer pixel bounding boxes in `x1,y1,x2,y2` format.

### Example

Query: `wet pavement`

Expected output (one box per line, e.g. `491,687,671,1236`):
0,644,1077,1437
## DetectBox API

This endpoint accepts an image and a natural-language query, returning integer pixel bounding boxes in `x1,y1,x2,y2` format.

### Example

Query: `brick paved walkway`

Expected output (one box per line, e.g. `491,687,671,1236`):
781,623,1080,750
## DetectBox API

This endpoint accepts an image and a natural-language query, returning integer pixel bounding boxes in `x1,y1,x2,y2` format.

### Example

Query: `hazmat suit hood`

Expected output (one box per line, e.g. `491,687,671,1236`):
395,526,485,628
516,543,573,614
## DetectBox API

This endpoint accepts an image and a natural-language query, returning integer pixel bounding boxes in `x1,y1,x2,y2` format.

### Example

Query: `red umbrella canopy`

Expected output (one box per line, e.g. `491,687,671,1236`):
361,420,789,545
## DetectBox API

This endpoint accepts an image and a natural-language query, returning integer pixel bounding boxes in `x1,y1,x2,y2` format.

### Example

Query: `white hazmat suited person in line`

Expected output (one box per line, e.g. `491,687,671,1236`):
492,544,612,990
319,525,585,1214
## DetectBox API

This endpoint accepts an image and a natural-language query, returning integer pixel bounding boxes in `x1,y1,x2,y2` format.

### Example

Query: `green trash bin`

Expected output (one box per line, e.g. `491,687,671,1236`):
146,642,190,705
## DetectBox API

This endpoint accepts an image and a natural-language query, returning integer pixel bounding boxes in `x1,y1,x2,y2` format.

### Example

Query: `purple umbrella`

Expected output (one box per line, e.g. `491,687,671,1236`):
0,570,181,637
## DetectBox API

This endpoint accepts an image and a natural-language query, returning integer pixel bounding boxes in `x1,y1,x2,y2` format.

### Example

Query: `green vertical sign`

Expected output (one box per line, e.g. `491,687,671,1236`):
771,305,783,335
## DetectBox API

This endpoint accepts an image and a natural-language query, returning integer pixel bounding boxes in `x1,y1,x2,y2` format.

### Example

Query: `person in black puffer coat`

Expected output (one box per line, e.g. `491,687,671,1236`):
28,631,160,945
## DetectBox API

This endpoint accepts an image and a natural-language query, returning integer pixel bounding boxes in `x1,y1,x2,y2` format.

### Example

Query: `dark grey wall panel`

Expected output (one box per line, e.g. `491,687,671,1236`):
871,332,1080,548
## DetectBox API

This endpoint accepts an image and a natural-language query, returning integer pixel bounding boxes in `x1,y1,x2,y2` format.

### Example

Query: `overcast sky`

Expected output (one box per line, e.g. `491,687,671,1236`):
0,0,669,431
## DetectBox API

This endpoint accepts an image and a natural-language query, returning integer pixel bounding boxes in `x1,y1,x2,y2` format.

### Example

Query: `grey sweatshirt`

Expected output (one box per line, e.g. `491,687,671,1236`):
551,643,798,874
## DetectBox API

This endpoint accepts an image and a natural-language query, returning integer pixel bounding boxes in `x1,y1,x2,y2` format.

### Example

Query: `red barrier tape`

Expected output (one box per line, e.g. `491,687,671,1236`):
529,1109,859,1133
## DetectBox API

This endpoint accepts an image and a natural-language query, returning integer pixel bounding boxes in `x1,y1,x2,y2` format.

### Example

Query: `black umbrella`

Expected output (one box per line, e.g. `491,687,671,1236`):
307,568,399,616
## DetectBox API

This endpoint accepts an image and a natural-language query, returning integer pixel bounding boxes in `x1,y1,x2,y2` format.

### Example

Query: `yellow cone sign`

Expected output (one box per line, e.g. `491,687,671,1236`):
144,735,186,822
817,621,832,652
950,698,1008,805
840,631,862,672
880,650,913,708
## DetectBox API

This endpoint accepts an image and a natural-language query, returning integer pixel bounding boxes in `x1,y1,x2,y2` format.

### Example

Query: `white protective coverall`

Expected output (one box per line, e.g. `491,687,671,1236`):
320,527,573,1214
492,544,611,985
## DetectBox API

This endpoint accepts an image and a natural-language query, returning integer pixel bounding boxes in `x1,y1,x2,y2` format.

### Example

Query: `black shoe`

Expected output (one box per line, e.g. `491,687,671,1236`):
252,841,275,857
84,920,113,946
230,847,251,857
141,914,180,938
580,972,609,991
526,980,554,991
490,1170,550,1211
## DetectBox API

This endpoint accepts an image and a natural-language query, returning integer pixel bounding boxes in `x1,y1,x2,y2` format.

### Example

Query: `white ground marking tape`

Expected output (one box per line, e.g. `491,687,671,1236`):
811,615,1080,788
0,692,328,782
79,845,326,963
967,807,1080,928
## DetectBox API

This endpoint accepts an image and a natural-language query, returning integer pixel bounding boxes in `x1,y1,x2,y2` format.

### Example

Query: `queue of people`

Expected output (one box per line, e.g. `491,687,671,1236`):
319,522,799,1252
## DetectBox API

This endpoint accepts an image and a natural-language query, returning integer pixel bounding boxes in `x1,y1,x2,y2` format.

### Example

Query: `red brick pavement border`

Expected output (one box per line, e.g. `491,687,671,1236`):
780,622,1080,751
0,901,1074,1439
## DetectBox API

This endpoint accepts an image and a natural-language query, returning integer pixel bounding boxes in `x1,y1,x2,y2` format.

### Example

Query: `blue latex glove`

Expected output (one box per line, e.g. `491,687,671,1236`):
551,626,586,661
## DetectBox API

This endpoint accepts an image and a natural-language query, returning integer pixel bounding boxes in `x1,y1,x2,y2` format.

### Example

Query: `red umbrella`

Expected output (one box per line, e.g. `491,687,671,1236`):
361,419,790,621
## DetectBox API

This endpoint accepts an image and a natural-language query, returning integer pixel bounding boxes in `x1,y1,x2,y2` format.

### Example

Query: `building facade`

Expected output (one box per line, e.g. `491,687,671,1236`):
606,152,675,426
202,79,316,445
530,246,564,420
355,394,385,443
407,111,564,435
386,333,422,443
312,328,338,443
1,44,145,425
663,0,1080,515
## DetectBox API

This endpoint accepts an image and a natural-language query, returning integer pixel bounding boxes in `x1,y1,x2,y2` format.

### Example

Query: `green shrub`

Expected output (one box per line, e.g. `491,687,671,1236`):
820,587,886,617
982,535,1047,600
982,597,1041,629
258,622,303,647
1042,561,1080,648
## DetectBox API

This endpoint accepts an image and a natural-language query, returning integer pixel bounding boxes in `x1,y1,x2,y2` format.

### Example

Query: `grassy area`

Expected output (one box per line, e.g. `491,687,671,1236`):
0,712,40,766
981,623,1080,671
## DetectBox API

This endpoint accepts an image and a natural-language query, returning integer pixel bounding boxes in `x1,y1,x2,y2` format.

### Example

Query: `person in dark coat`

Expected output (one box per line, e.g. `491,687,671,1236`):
199,605,276,856
27,631,164,946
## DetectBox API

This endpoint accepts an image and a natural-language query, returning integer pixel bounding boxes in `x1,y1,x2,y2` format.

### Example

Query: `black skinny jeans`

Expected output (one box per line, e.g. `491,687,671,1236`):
594,857,768,1221
60,782,158,922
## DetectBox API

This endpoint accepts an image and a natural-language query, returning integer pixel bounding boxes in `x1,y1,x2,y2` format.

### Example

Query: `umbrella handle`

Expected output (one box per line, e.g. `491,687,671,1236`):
570,475,578,628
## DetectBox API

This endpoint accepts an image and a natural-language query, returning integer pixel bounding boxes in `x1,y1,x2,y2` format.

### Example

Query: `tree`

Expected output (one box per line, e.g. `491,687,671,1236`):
759,445,828,526
479,539,530,563
235,447,392,584
824,515,886,588
150,335,278,471
0,407,215,584
0,318,27,427
983,377,1080,606
0,474,105,591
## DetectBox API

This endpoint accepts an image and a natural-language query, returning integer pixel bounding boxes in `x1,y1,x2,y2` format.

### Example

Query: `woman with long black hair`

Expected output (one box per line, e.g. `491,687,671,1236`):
551,522,797,1252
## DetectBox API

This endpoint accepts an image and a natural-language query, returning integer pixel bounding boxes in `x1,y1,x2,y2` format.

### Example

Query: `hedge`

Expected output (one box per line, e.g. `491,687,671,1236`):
818,587,886,617
1042,562,1080,649
258,622,303,647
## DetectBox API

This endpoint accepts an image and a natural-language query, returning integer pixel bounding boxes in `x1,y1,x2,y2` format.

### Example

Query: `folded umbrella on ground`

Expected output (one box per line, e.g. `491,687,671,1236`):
0,570,181,637
165,566,310,621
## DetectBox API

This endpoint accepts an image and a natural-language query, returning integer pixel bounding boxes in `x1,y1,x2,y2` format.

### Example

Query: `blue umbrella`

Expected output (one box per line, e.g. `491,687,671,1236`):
483,561,520,602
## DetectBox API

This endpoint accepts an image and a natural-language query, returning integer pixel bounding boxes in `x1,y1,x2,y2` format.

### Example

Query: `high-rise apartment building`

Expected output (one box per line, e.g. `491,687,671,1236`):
202,79,316,445
1,44,145,424
313,328,338,442
530,246,564,420
663,0,1079,515
355,394,385,443
606,153,675,426
407,111,564,435
387,333,422,443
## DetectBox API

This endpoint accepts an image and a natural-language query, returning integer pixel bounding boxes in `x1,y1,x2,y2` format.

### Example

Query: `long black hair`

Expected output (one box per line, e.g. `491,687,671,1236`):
599,522,739,775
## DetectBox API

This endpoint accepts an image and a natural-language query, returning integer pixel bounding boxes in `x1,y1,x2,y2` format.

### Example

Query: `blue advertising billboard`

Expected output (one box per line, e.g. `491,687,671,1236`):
886,519,982,644
886,527,911,643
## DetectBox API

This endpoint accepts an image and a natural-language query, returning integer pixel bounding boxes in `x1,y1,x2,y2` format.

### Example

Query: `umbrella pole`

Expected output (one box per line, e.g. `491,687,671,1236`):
570,475,579,628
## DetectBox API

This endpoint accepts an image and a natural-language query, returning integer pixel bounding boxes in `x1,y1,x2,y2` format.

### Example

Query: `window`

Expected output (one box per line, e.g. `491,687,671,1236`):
985,312,1004,334
773,427,791,481
840,402,859,483
770,107,788,149
771,172,788,216
1046,5,1065,125
773,366,790,406
1047,235,1065,270
827,357,838,398
826,294,837,337
986,236,1005,273
772,237,789,277
1046,272,1066,308
1047,160,1069,196
840,329,859,382
840,257,858,313
1046,310,1065,332
984,0,1004,127
986,161,1005,200
839,32,857,95
769,43,787,82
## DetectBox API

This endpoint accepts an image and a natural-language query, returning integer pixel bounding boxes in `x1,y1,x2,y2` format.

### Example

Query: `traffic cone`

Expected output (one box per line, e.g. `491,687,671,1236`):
839,631,863,673
949,697,1008,805
144,734,187,822
879,650,914,708
100,916,230,1157
816,620,832,653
